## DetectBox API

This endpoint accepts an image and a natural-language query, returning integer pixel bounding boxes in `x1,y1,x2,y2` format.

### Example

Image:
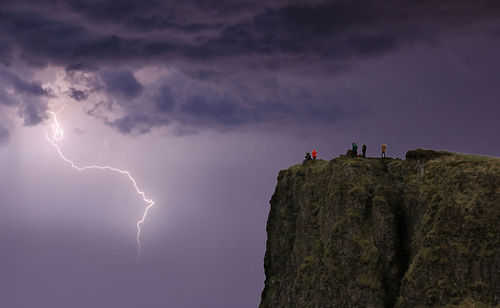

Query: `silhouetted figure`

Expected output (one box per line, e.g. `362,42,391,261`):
352,143,358,157
303,152,312,166
362,144,367,158
312,149,317,160
381,144,387,158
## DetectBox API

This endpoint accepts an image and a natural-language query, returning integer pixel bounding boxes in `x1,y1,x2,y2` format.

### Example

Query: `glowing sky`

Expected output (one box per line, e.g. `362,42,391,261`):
1,1,500,307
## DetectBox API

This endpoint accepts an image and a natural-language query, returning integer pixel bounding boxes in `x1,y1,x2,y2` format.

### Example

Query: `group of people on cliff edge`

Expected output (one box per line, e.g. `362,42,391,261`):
302,149,317,166
351,143,387,158
302,143,388,166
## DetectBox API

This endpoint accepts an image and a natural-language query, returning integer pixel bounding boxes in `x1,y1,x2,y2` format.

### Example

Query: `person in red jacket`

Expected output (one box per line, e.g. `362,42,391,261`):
312,149,317,160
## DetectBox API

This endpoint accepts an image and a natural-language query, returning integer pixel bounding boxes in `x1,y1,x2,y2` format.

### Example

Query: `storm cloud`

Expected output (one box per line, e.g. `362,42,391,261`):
0,0,499,134
0,69,51,126
67,87,89,101
0,1,498,67
100,69,144,98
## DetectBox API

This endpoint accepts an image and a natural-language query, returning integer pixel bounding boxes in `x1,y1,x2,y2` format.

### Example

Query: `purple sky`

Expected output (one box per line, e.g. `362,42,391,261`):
0,1,500,307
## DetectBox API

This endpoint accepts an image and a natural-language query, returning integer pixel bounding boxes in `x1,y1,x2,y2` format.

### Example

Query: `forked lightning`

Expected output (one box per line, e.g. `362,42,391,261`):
45,108,154,261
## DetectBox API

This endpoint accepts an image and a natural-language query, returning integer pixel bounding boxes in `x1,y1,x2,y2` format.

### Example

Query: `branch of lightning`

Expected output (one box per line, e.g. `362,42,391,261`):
45,105,154,261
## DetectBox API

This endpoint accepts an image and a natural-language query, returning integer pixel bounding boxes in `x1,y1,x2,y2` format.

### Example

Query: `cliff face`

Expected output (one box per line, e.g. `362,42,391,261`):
260,149,500,308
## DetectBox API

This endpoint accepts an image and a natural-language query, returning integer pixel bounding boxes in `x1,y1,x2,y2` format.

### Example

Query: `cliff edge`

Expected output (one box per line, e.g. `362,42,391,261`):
260,149,500,307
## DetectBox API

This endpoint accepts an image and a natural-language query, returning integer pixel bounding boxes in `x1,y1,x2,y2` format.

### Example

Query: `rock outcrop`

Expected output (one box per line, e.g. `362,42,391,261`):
260,149,500,307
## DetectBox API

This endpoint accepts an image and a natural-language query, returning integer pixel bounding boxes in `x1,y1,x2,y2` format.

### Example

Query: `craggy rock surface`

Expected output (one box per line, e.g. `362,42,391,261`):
260,149,500,308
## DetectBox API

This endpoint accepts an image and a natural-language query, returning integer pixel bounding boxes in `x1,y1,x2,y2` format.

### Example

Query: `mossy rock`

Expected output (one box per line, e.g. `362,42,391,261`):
261,149,500,308
405,148,452,160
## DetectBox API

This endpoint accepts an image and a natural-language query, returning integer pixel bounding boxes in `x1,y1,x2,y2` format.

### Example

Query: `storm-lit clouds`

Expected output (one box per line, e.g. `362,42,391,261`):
0,70,51,98
0,69,52,126
1,0,499,137
1,0,499,67
155,85,175,112
67,87,89,101
100,69,145,98
65,66,359,135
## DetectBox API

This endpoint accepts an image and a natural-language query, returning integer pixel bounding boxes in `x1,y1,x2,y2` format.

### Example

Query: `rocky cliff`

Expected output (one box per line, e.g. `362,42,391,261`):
260,149,500,307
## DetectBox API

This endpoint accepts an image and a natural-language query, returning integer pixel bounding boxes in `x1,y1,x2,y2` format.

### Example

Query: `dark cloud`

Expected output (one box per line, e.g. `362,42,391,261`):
0,0,498,69
0,70,52,97
0,125,8,145
128,17,222,33
0,10,86,67
0,0,499,134
86,100,112,118
18,99,48,126
62,0,159,23
175,95,352,129
57,0,274,30
108,114,160,135
155,85,175,113
68,87,89,101
100,69,144,98
0,88,15,106
0,41,11,65
105,76,356,134
184,69,221,81
180,95,252,126
0,70,50,127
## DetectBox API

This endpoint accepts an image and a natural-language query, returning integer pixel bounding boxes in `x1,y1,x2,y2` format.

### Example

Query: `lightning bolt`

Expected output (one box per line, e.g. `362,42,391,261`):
45,107,154,261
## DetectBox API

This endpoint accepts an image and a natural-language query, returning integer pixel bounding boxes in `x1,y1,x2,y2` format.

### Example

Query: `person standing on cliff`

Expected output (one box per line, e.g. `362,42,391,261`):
381,144,387,157
352,143,358,157
362,144,367,158
312,149,317,160
303,152,312,166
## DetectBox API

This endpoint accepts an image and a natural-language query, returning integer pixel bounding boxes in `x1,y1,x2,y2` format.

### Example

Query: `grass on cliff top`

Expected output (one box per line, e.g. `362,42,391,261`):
288,159,330,171
405,148,499,162
286,150,498,172
456,152,499,162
